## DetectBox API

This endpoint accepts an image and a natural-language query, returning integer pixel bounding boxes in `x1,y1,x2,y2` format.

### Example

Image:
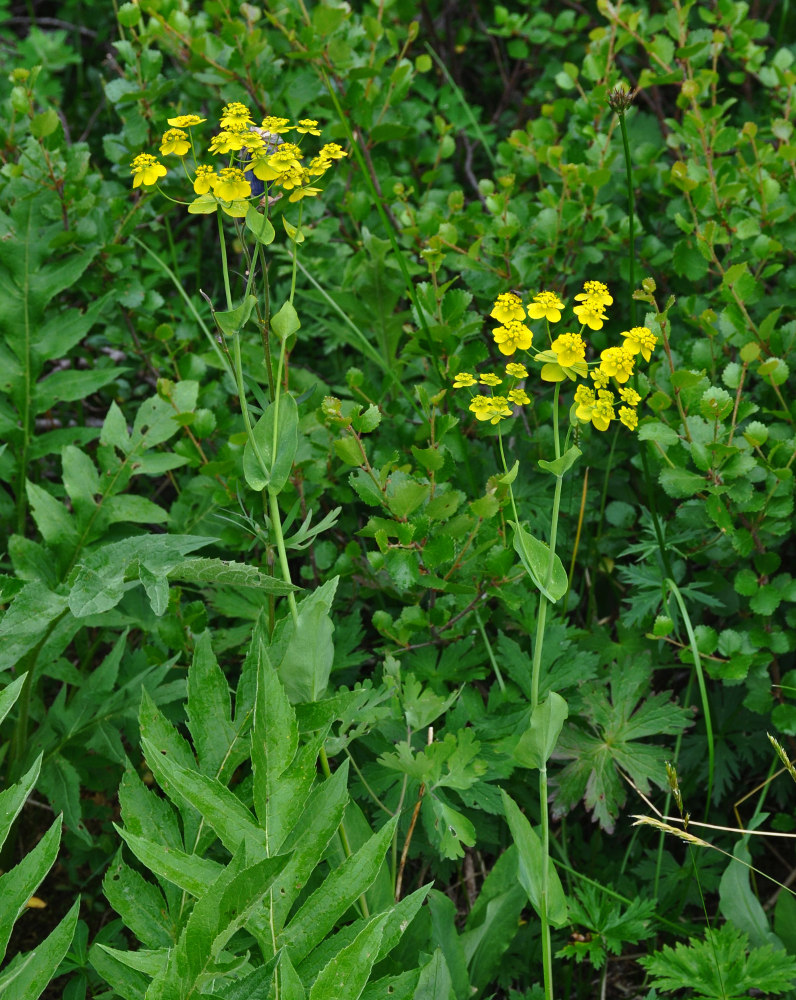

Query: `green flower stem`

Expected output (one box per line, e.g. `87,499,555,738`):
666,578,714,812
217,210,299,626
498,386,567,1000
474,608,506,693
616,107,636,328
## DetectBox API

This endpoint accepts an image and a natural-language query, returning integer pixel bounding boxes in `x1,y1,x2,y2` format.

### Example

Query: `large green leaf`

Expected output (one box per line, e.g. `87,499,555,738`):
308,913,388,1000
501,790,568,929
243,394,299,493
279,815,399,964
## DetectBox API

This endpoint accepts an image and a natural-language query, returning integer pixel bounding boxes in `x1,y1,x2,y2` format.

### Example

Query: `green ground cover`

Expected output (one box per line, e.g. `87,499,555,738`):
1,1,796,997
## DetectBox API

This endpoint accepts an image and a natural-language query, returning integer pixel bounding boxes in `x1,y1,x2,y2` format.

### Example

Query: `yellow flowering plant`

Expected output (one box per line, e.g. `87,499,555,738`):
128,102,349,636
451,279,656,997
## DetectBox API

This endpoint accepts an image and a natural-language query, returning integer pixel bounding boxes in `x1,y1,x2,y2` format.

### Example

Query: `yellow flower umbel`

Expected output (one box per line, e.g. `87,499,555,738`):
490,292,525,325
622,325,657,362
214,167,251,202
130,153,167,188
160,128,191,156
469,395,512,424
538,333,587,382
528,291,564,323
493,320,533,356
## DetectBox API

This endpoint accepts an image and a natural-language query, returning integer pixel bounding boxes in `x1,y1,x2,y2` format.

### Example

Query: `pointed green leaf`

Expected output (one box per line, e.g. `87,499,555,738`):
215,295,257,337
308,913,387,1000
0,818,60,963
3,897,79,1000
114,825,222,896
102,851,173,949
510,521,567,603
501,790,568,928
187,632,239,779
243,394,299,493
141,737,268,858
513,693,569,769
280,815,399,964
275,577,339,704
0,756,42,851
538,444,581,477
246,206,276,245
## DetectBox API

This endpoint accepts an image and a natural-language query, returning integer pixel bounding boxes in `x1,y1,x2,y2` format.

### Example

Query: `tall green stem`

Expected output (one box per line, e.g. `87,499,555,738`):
499,386,566,1000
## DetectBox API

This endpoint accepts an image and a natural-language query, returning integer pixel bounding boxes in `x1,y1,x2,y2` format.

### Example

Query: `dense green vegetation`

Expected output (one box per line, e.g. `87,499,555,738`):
1,1,796,997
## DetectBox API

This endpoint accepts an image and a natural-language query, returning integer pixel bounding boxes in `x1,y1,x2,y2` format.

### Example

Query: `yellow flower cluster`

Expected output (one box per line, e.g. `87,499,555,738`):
452,281,657,432
130,104,347,209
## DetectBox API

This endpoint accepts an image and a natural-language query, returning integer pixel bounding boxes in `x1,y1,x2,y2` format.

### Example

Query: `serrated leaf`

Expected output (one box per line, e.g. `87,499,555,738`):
2,899,79,1000
187,632,240,779
114,826,222,896
659,466,706,498
102,852,173,949
308,913,387,1000
141,737,268,858
0,818,60,963
280,816,399,965
553,661,690,831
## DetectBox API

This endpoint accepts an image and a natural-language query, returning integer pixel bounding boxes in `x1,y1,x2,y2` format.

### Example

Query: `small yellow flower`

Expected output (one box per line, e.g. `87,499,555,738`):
490,292,526,325
296,118,321,135
307,155,331,178
214,167,251,201
505,362,528,379
288,183,322,202
319,142,347,160
619,406,638,430
261,116,292,133
591,391,616,431
209,130,248,155
550,333,586,367
193,164,216,194
167,114,206,128
590,367,610,389
130,153,167,188
538,333,588,382
453,372,477,388
573,299,607,330
251,145,303,180
527,291,565,323
493,320,532,356
575,281,613,309
480,373,502,387
469,395,512,424
622,326,657,362
508,388,530,406
220,102,254,130
619,386,641,406
574,385,596,422
159,128,190,156
599,346,635,384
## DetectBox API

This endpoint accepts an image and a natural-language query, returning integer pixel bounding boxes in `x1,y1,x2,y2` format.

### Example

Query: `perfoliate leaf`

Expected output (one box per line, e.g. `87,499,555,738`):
501,790,568,928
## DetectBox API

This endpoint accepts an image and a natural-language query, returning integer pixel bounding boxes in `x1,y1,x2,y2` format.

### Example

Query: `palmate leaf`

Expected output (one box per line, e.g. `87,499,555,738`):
552,661,690,832
639,922,796,998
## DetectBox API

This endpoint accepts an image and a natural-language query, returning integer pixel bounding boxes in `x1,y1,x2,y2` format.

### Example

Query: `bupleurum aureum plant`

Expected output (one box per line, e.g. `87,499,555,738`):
450,280,657,1000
